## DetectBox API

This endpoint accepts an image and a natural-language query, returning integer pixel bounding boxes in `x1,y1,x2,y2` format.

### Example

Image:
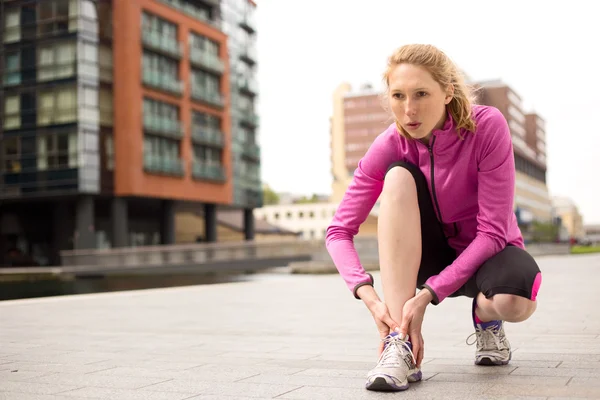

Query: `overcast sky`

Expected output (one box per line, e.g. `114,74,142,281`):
253,0,600,224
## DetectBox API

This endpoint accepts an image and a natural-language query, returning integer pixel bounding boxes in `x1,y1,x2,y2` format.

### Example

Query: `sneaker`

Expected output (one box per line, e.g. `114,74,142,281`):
365,332,422,391
467,297,511,365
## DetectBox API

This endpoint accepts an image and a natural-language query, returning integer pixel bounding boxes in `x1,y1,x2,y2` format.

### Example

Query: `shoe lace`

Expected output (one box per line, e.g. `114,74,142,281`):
466,325,508,351
377,335,416,367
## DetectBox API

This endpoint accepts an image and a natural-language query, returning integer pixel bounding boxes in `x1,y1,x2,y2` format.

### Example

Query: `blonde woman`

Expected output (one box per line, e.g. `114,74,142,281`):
326,44,541,392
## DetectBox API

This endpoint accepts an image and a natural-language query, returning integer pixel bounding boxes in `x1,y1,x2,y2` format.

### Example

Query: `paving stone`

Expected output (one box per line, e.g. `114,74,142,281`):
0,253,599,398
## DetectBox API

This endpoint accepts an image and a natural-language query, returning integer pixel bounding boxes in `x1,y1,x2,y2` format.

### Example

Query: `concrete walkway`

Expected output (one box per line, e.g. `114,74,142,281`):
1,253,599,399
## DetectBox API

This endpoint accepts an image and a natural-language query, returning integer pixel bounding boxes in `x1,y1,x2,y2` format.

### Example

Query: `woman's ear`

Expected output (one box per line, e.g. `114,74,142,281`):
445,84,454,105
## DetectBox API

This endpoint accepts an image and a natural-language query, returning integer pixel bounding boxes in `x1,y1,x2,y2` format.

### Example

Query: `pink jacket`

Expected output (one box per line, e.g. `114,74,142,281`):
325,105,524,304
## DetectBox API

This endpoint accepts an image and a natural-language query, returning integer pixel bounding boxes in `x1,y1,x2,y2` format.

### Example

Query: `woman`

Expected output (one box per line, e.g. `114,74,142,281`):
325,44,542,392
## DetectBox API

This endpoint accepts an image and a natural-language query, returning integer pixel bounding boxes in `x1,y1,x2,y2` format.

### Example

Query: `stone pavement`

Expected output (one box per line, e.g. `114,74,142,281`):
1,253,599,400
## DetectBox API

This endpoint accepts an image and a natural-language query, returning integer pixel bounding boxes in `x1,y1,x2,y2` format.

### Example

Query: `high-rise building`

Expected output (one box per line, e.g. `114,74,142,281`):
330,83,390,203
220,0,261,209
474,80,552,224
0,0,261,267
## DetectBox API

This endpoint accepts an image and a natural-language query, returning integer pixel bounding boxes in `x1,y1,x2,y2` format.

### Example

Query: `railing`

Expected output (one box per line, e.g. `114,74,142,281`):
144,155,185,176
239,110,259,126
189,48,224,74
242,143,261,160
239,47,257,64
157,0,221,29
191,162,226,182
144,115,184,139
238,77,258,95
142,30,183,58
239,13,256,32
190,86,225,108
142,70,184,95
191,127,224,147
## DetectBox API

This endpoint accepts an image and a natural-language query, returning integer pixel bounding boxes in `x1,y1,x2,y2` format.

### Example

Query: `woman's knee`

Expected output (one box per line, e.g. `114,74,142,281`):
492,294,537,322
382,164,418,204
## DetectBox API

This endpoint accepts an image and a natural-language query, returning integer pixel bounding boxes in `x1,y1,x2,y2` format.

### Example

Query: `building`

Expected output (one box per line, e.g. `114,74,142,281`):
474,80,552,224
0,0,261,267
220,0,261,208
552,196,585,241
254,202,378,241
330,83,390,203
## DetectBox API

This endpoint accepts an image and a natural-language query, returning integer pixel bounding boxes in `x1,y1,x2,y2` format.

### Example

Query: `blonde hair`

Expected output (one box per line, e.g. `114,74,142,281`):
382,44,477,140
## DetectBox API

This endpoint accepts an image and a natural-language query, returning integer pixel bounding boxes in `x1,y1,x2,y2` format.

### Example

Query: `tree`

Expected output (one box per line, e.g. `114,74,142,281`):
263,186,280,205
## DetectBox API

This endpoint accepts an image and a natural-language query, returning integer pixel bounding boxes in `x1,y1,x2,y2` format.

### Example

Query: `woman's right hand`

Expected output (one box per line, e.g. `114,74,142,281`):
368,300,401,355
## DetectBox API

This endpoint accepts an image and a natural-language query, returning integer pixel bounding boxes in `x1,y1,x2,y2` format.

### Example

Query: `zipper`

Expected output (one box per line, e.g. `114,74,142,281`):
427,135,458,238
428,135,444,224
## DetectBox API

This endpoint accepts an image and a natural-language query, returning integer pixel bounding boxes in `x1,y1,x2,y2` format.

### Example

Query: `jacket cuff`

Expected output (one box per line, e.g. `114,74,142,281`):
352,273,374,299
419,283,440,305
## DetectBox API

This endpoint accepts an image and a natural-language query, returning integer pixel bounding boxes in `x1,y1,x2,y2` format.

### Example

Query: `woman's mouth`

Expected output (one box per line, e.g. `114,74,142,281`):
406,122,422,130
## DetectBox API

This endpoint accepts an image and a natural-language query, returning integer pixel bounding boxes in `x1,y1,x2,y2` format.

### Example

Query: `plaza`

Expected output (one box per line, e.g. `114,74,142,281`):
1,253,600,399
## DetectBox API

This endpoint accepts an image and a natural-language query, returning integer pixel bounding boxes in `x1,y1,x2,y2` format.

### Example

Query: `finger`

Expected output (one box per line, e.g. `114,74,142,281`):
411,339,420,366
417,344,424,368
399,314,411,339
382,314,401,333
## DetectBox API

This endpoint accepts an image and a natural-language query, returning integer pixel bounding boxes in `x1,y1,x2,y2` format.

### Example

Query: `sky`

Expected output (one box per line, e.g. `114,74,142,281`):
253,0,600,224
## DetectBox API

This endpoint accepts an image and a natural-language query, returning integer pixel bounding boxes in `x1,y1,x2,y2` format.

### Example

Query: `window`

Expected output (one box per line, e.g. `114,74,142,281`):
4,95,20,130
190,32,220,57
192,111,221,131
37,132,78,170
4,8,21,43
191,69,220,94
144,136,179,160
98,2,113,38
38,0,73,35
104,135,114,170
142,11,177,39
143,52,179,79
38,87,77,125
38,41,76,81
3,137,21,173
4,52,20,86
144,98,179,123
193,146,222,166
100,88,113,126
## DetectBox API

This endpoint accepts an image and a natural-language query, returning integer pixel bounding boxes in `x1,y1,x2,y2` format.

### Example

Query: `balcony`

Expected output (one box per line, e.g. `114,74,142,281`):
38,61,77,82
239,13,256,33
143,70,184,96
239,47,257,65
190,85,225,108
157,0,221,29
144,115,184,139
238,77,258,96
189,48,225,75
191,127,224,147
241,142,260,161
144,155,185,177
239,110,259,127
142,30,183,59
192,162,226,182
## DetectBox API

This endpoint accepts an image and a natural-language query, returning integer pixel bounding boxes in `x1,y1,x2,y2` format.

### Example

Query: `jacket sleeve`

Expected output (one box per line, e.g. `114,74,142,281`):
422,107,516,304
325,128,401,298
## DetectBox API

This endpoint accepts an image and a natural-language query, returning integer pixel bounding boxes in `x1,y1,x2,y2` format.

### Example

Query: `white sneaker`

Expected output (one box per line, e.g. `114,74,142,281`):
468,299,511,365
365,332,422,391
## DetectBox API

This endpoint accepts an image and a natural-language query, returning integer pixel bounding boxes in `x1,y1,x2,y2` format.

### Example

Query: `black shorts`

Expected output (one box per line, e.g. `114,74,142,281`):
386,161,542,304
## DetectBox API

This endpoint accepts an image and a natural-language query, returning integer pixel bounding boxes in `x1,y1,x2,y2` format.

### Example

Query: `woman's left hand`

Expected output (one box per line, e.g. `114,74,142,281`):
399,290,433,368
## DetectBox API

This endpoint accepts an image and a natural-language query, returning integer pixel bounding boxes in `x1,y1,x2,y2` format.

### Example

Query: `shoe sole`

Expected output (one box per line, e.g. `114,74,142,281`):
366,376,409,392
